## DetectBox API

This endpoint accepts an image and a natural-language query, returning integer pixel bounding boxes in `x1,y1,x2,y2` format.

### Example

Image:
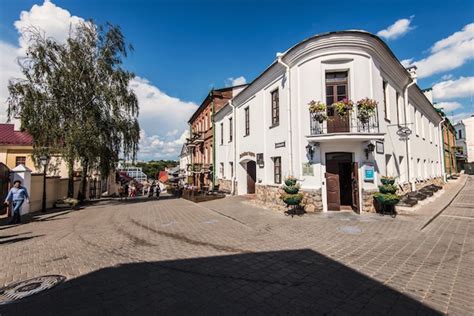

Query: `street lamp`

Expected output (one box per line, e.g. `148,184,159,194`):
39,155,50,212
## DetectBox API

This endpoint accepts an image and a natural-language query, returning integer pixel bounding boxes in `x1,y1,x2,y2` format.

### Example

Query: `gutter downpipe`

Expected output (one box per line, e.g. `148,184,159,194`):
230,100,237,195
404,80,416,191
276,53,294,176
211,92,216,189
438,117,447,182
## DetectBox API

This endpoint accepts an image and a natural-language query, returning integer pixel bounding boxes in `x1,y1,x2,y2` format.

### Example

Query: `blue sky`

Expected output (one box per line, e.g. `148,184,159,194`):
1,0,473,160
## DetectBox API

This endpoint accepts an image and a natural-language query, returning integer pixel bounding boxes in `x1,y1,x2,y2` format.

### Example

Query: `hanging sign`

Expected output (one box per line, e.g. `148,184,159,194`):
364,164,375,181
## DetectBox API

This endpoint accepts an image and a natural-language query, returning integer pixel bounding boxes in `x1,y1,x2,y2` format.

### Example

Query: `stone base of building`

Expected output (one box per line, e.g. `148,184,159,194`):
415,177,444,190
253,184,323,213
217,179,233,194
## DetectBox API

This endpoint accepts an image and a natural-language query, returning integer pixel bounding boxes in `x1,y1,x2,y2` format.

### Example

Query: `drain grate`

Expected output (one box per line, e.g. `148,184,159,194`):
0,275,66,305
338,226,362,235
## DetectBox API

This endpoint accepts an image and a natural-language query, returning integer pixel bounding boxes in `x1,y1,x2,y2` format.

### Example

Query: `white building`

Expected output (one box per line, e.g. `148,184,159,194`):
455,116,474,164
215,30,444,213
179,144,191,180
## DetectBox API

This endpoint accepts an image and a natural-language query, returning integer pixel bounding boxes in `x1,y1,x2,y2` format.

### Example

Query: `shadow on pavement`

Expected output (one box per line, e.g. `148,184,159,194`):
0,249,440,315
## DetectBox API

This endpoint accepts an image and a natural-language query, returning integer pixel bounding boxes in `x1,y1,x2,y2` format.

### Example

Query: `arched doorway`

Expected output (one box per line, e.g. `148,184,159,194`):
246,161,256,194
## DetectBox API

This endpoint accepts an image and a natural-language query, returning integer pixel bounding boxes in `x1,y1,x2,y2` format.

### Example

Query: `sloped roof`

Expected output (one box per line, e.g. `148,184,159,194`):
0,124,33,146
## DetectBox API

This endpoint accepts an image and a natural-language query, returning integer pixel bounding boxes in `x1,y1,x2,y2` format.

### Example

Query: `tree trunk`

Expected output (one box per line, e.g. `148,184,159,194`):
78,159,89,202
67,158,74,198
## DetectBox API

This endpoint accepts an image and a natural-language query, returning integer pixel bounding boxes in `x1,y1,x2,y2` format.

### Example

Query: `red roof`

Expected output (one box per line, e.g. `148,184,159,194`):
0,124,33,146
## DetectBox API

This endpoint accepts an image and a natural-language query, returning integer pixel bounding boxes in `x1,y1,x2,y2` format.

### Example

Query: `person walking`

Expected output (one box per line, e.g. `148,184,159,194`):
4,180,29,225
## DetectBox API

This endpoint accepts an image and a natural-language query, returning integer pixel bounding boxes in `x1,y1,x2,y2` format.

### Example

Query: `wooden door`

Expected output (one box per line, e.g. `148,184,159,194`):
326,72,350,133
351,162,360,213
326,161,340,210
246,161,256,194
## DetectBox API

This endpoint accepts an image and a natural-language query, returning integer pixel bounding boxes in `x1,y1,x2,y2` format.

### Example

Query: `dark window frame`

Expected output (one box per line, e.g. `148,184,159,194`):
273,157,281,184
229,117,233,142
15,156,26,167
220,122,224,145
244,107,250,136
271,88,279,127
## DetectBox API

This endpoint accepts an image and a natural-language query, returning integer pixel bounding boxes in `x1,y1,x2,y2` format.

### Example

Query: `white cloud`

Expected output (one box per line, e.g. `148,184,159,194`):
434,101,463,112
139,129,189,159
377,16,415,40
432,76,474,101
226,76,247,87
400,58,413,67
448,112,472,124
0,0,197,160
441,74,453,81
413,23,474,78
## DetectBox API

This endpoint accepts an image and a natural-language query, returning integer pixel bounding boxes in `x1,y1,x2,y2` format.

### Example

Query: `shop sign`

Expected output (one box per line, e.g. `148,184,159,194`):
364,163,375,181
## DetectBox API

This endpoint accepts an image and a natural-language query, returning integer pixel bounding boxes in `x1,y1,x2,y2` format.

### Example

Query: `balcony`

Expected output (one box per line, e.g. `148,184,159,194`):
307,111,384,142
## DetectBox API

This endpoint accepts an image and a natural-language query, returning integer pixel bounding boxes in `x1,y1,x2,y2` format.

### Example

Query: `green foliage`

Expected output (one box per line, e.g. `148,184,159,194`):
280,193,304,205
374,193,400,205
331,98,353,116
380,176,396,185
135,160,178,179
378,184,397,194
356,98,378,123
7,21,140,199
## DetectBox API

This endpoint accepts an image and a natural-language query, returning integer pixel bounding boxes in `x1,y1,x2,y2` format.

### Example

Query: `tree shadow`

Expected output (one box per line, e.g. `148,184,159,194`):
0,249,440,315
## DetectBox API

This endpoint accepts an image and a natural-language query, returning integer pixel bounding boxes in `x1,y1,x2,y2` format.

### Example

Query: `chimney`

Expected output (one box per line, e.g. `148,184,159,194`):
423,88,433,104
406,65,417,83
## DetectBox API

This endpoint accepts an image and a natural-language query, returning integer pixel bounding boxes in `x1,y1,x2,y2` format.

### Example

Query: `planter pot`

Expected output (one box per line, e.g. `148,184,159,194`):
285,178,297,186
281,193,303,206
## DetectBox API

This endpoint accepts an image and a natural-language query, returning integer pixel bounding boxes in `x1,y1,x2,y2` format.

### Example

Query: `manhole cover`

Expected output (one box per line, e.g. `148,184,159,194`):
338,226,362,235
0,275,66,305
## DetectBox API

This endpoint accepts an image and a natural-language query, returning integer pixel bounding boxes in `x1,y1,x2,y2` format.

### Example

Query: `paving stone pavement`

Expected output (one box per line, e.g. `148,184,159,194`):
0,177,473,315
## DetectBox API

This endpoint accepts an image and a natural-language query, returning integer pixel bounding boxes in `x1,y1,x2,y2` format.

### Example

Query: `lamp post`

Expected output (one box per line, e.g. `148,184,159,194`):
39,155,50,213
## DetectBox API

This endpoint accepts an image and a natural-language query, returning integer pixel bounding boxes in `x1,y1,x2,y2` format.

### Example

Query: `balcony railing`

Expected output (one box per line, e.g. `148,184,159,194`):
309,111,379,135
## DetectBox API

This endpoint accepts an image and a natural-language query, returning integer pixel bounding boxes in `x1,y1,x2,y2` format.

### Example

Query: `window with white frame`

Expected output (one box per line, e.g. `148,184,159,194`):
421,114,426,139
229,162,233,178
396,92,401,125
383,81,390,121
220,122,224,145
414,109,419,135
220,163,224,178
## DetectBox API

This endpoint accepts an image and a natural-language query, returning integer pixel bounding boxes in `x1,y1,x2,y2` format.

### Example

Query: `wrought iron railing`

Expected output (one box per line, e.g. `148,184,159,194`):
309,110,379,135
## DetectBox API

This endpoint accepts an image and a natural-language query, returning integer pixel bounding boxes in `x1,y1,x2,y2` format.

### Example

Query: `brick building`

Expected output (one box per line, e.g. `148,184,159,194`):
186,85,247,188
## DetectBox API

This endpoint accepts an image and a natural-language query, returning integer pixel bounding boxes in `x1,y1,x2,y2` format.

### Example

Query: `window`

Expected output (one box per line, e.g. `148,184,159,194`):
15,156,26,166
273,157,281,184
385,154,392,176
271,89,279,126
229,162,233,178
220,163,224,178
383,81,389,121
421,114,426,139
325,72,348,114
458,129,463,139
220,122,224,145
229,117,233,142
414,109,419,135
429,122,433,143
244,107,250,136
396,92,401,125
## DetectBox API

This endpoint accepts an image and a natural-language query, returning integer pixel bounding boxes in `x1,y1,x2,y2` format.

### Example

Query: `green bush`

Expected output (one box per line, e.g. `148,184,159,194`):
283,185,300,194
378,184,397,194
280,193,304,206
374,193,400,205
284,177,297,187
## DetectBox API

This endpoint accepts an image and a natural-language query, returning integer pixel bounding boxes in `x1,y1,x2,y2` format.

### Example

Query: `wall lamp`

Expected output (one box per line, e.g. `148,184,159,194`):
364,143,375,159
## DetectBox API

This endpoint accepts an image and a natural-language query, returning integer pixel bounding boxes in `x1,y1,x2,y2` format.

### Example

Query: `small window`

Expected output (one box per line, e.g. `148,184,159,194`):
15,156,26,166
229,162,233,178
220,123,224,145
396,92,401,125
244,107,250,136
273,157,281,184
229,117,233,142
220,163,224,178
271,89,279,126
458,129,462,139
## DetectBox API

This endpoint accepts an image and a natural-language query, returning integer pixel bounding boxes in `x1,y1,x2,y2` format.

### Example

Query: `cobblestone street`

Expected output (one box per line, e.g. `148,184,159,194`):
0,176,473,315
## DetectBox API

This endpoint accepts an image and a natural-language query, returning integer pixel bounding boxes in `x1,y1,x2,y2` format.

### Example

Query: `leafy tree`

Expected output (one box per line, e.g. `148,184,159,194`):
7,21,140,201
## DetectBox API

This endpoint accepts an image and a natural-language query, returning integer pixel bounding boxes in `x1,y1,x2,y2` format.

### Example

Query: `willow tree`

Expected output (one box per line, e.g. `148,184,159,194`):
7,21,140,200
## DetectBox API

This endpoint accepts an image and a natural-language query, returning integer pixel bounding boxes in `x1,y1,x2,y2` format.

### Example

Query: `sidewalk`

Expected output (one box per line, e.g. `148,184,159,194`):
402,174,469,229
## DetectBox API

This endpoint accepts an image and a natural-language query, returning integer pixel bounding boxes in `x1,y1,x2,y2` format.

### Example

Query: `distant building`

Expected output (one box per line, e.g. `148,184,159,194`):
179,144,191,181
118,166,148,183
185,85,247,188
455,115,474,169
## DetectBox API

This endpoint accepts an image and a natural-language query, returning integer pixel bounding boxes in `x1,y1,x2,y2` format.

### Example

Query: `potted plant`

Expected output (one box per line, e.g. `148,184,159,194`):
308,100,327,123
356,98,378,124
280,176,304,215
332,98,353,116
374,178,400,217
